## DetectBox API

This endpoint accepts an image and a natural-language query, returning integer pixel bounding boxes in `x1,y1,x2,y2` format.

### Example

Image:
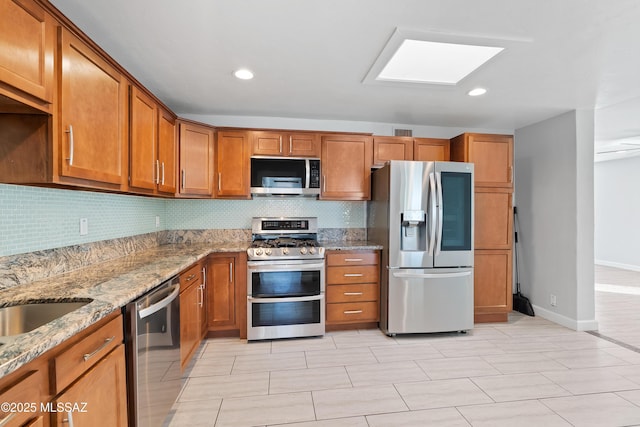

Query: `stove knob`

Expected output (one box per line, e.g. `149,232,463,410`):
282,248,289,255
300,247,308,255
309,247,316,255
264,248,272,256
255,248,264,256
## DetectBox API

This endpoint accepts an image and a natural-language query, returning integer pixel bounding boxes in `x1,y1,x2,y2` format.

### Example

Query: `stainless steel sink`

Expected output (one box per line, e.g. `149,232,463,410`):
0,300,91,337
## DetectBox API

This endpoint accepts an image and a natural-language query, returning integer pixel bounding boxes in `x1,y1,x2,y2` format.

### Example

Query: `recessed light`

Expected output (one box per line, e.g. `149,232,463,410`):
467,88,487,96
233,69,254,80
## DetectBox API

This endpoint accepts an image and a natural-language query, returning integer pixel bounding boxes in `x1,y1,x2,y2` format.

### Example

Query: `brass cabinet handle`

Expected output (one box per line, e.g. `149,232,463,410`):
344,258,363,262
344,273,363,277
229,262,233,283
343,292,363,296
289,136,292,153
218,173,222,192
323,175,326,193
279,136,283,153
83,336,115,361
344,310,363,314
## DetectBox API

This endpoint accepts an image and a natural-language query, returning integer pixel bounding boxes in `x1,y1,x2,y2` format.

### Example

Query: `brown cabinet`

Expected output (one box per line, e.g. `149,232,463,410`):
52,345,127,427
157,107,178,194
129,85,157,191
216,130,250,198
178,120,214,196
180,262,203,370
321,135,373,200
413,138,450,161
207,253,247,338
251,131,320,157
372,137,450,167
326,250,380,329
451,133,514,322
450,133,513,189
0,0,55,111
0,369,46,427
58,27,128,188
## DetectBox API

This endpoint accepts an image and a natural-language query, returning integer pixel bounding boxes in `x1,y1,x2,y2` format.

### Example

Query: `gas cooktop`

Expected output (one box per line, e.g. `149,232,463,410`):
247,217,325,260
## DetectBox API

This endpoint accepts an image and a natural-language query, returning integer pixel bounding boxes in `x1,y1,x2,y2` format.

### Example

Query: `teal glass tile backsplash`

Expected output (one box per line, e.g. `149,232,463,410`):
165,198,365,230
0,184,165,257
0,184,365,257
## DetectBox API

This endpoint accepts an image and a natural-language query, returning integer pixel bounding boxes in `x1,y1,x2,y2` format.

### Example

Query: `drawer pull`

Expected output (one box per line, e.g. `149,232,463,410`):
344,310,363,314
83,336,115,362
62,412,74,426
344,258,363,262
185,273,196,281
344,292,363,296
343,273,363,277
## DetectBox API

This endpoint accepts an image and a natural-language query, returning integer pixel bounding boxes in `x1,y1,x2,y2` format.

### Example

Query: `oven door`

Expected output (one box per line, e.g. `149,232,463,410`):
247,259,325,340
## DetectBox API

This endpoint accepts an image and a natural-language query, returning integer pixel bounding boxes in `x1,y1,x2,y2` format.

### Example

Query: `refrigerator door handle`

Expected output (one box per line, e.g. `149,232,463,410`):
392,271,471,279
435,171,444,256
428,172,437,255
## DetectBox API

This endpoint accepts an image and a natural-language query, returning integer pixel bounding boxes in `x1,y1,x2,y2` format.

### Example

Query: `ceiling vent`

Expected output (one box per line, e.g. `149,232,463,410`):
394,128,413,137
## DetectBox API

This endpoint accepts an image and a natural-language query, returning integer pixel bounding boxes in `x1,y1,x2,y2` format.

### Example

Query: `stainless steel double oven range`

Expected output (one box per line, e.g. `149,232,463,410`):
246,217,325,341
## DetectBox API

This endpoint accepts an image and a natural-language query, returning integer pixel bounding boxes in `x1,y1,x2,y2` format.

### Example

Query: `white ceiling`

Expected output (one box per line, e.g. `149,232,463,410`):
49,0,640,159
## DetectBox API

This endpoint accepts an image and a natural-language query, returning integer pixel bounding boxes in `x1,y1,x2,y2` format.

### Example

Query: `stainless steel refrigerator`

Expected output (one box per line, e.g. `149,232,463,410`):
368,160,474,335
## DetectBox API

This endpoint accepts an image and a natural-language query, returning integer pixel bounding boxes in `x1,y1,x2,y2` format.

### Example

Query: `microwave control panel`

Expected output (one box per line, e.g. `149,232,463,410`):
309,160,320,188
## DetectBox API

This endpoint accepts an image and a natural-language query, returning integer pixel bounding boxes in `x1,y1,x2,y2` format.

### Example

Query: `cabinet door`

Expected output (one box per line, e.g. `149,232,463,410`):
53,345,128,427
372,137,413,167
0,0,54,106
0,369,46,427
475,189,513,249
474,250,513,323
288,133,321,157
158,108,177,194
180,282,200,370
207,256,237,329
251,131,284,156
199,266,208,339
321,135,373,200
178,121,214,196
59,28,127,186
414,138,450,161
453,133,514,188
129,85,157,190
216,131,250,198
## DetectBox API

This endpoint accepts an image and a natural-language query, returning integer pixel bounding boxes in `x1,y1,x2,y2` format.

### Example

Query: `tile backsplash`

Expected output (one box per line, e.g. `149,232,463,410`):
0,184,366,257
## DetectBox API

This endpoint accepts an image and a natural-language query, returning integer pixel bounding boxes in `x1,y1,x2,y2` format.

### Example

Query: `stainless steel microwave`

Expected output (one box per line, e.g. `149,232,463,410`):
250,157,321,196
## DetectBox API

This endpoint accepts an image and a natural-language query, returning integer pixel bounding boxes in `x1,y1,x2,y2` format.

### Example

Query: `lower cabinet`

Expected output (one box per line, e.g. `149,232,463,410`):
179,262,204,371
0,311,127,427
206,253,247,338
474,249,513,323
325,250,380,330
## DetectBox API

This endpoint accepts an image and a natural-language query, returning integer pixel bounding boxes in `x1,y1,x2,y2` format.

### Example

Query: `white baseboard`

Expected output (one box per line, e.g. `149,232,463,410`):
595,260,640,272
532,304,599,331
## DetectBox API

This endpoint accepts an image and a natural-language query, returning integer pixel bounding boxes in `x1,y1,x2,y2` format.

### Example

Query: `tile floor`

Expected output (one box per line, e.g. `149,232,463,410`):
165,266,640,427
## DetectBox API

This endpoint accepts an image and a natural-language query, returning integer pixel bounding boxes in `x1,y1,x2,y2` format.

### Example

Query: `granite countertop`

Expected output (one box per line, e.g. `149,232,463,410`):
0,240,381,378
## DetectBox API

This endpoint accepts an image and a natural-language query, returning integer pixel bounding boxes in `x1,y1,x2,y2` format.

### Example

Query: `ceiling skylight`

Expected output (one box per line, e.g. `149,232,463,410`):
377,40,503,85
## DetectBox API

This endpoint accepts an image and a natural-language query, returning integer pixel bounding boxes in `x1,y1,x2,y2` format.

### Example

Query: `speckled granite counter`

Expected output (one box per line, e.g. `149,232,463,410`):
0,242,249,378
0,236,381,378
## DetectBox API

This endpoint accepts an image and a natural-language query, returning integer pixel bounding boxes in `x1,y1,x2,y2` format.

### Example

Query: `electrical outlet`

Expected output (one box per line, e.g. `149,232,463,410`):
155,216,160,228
80,218,88,235
550,294,557,307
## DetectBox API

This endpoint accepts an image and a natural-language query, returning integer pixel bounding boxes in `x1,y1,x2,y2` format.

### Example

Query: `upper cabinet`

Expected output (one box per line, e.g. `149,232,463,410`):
129,85,177,195
321,134,373,200
450,133,513,188
216,130,250,198
372,136,450,167
177,120,214,197
251,131,320,158
58,27,128,188
0,0,55,112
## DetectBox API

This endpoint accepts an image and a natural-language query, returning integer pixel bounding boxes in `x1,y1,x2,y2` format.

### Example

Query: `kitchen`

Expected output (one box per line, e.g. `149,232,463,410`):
2,0,640,426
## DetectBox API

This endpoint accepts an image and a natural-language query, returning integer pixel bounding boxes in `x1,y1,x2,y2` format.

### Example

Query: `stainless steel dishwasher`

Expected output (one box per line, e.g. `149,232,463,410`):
124,276,181,427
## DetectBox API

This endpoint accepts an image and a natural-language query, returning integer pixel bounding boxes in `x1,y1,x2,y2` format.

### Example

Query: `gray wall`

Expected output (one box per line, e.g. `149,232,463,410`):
514,110,596,330
594,155,640,270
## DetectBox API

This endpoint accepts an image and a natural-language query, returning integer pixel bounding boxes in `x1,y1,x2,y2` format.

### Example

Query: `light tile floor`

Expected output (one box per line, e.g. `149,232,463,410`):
166,266,640,426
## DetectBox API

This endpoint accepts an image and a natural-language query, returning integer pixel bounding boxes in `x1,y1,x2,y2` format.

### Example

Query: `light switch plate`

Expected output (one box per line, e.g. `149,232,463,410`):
80,218,88,235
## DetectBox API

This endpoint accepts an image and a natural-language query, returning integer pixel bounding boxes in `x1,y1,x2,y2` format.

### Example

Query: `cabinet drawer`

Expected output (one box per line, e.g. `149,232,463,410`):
0,369,45,427
326,251,379,267
327,301,379,323
53,314,123,393
327,265,379,284
180,263,202,290
327,284,378,303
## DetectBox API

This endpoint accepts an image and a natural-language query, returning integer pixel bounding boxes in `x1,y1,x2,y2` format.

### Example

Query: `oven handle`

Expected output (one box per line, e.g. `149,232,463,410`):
247,295,323,303
138,284,180,319
247,262,326,272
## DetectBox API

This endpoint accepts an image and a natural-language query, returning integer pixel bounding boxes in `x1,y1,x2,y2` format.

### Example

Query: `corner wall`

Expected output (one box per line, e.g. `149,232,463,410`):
514,110,596,330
